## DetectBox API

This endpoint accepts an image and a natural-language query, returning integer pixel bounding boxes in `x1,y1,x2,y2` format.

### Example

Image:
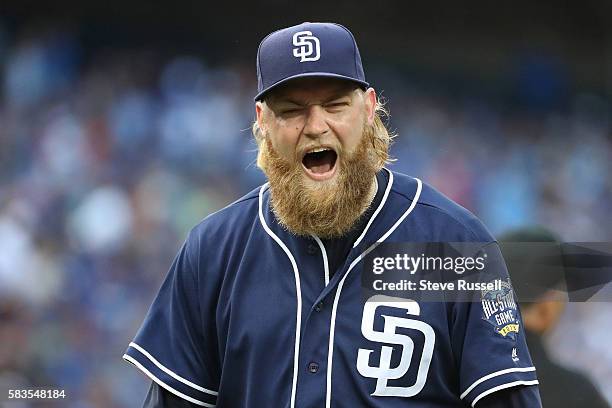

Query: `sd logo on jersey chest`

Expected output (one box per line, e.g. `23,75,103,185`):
356,295,435,397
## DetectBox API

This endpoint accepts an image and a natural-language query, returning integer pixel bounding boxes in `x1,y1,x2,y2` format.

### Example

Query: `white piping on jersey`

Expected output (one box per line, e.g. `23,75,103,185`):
353,168,392,248
123,354,216,407
326,176,423,408
311,169,387,287
127,342,218,396
311,235,330,286
460,366,537,399
258,183,302,408
471,380,539,407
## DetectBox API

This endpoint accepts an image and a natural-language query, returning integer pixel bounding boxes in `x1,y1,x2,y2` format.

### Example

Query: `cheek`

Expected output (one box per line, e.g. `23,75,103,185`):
269,126,301,160
335,121,364,152
332,108,366,149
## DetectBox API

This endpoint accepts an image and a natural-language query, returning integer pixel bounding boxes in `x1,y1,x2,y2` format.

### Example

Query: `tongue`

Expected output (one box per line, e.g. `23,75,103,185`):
303,151,335,174
308,162,332,174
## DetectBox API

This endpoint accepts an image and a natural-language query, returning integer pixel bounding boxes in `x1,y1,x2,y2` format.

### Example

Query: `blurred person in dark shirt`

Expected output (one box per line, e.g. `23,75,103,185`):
499,226,609,408
0,298,48,397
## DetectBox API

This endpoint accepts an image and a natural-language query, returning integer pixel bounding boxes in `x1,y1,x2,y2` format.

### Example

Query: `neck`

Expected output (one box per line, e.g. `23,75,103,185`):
363,174,378,214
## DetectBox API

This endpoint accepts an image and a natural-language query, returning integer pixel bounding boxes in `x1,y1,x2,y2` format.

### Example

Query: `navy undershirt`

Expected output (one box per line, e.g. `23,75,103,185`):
320,169,388,278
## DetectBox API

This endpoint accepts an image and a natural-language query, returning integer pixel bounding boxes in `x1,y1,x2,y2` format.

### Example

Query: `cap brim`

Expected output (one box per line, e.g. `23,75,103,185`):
254,72,369,101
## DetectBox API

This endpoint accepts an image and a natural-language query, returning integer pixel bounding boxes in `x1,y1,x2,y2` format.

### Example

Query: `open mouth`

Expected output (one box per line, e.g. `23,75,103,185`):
301,147,338,180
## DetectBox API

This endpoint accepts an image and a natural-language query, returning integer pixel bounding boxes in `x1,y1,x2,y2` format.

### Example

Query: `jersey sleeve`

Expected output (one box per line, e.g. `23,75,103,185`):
143,382,203,408
123,231,219,407
452,242,540,407
476,385,542,407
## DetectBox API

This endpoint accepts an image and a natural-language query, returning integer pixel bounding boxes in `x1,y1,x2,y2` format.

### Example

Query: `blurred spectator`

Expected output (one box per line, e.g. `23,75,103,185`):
500,227,609,408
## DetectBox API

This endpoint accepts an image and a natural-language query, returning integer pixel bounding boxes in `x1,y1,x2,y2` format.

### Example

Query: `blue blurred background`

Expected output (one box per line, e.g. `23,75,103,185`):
0,1,611,406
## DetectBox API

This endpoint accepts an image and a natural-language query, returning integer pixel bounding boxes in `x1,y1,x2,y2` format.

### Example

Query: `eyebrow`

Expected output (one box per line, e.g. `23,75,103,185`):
274,91,353,106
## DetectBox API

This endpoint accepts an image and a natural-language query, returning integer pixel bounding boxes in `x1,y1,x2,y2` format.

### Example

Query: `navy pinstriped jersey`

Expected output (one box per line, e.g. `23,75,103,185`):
124,169,541,407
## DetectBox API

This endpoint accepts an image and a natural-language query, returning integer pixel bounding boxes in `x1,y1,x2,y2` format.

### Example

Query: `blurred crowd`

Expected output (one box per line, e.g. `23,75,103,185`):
0,26,611,407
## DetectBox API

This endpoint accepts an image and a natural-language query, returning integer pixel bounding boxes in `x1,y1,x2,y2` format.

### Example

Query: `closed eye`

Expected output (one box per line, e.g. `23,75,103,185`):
280,108,303,116
325,102,349,111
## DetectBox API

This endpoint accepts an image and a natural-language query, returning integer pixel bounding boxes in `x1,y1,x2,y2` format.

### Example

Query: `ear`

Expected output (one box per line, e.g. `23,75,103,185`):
522,298,565,334
256,101,267,134
364,87,377,125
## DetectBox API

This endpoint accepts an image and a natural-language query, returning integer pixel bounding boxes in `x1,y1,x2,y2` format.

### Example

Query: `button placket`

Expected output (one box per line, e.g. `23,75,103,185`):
307,243,318,255
307,361,319,373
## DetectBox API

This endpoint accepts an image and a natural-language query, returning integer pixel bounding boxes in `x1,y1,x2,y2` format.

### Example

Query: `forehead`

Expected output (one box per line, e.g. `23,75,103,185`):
266,77,360,104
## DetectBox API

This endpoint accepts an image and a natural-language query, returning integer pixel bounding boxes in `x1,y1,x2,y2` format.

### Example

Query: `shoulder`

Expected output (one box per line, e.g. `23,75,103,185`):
182,185,262,261
540,360,608,407
191,186,260,237
389,170,494,242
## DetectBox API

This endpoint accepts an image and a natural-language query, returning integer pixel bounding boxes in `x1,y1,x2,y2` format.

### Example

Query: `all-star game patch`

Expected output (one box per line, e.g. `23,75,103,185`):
481,279,519,340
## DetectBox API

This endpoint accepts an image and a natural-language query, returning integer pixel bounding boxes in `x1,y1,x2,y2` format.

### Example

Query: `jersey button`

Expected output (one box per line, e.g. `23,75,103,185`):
307,362,319,373
307,243,317,255
315,302,324,312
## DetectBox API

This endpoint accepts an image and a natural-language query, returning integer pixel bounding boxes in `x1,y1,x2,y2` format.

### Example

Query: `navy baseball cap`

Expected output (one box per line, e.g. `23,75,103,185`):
255,22,369,101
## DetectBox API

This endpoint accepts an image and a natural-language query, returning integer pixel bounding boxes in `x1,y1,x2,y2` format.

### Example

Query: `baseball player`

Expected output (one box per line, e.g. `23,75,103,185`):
124,22,542,407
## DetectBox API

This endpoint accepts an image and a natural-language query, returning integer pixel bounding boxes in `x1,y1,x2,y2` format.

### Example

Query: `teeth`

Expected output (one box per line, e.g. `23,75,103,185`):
308,147,331,154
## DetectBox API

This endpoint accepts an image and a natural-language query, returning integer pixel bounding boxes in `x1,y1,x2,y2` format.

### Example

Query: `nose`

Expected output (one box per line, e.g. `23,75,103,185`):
303,105,329,139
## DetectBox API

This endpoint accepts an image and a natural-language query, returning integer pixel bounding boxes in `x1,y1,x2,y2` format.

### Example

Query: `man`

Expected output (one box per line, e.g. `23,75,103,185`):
124,22,541,407
499,227,609,408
